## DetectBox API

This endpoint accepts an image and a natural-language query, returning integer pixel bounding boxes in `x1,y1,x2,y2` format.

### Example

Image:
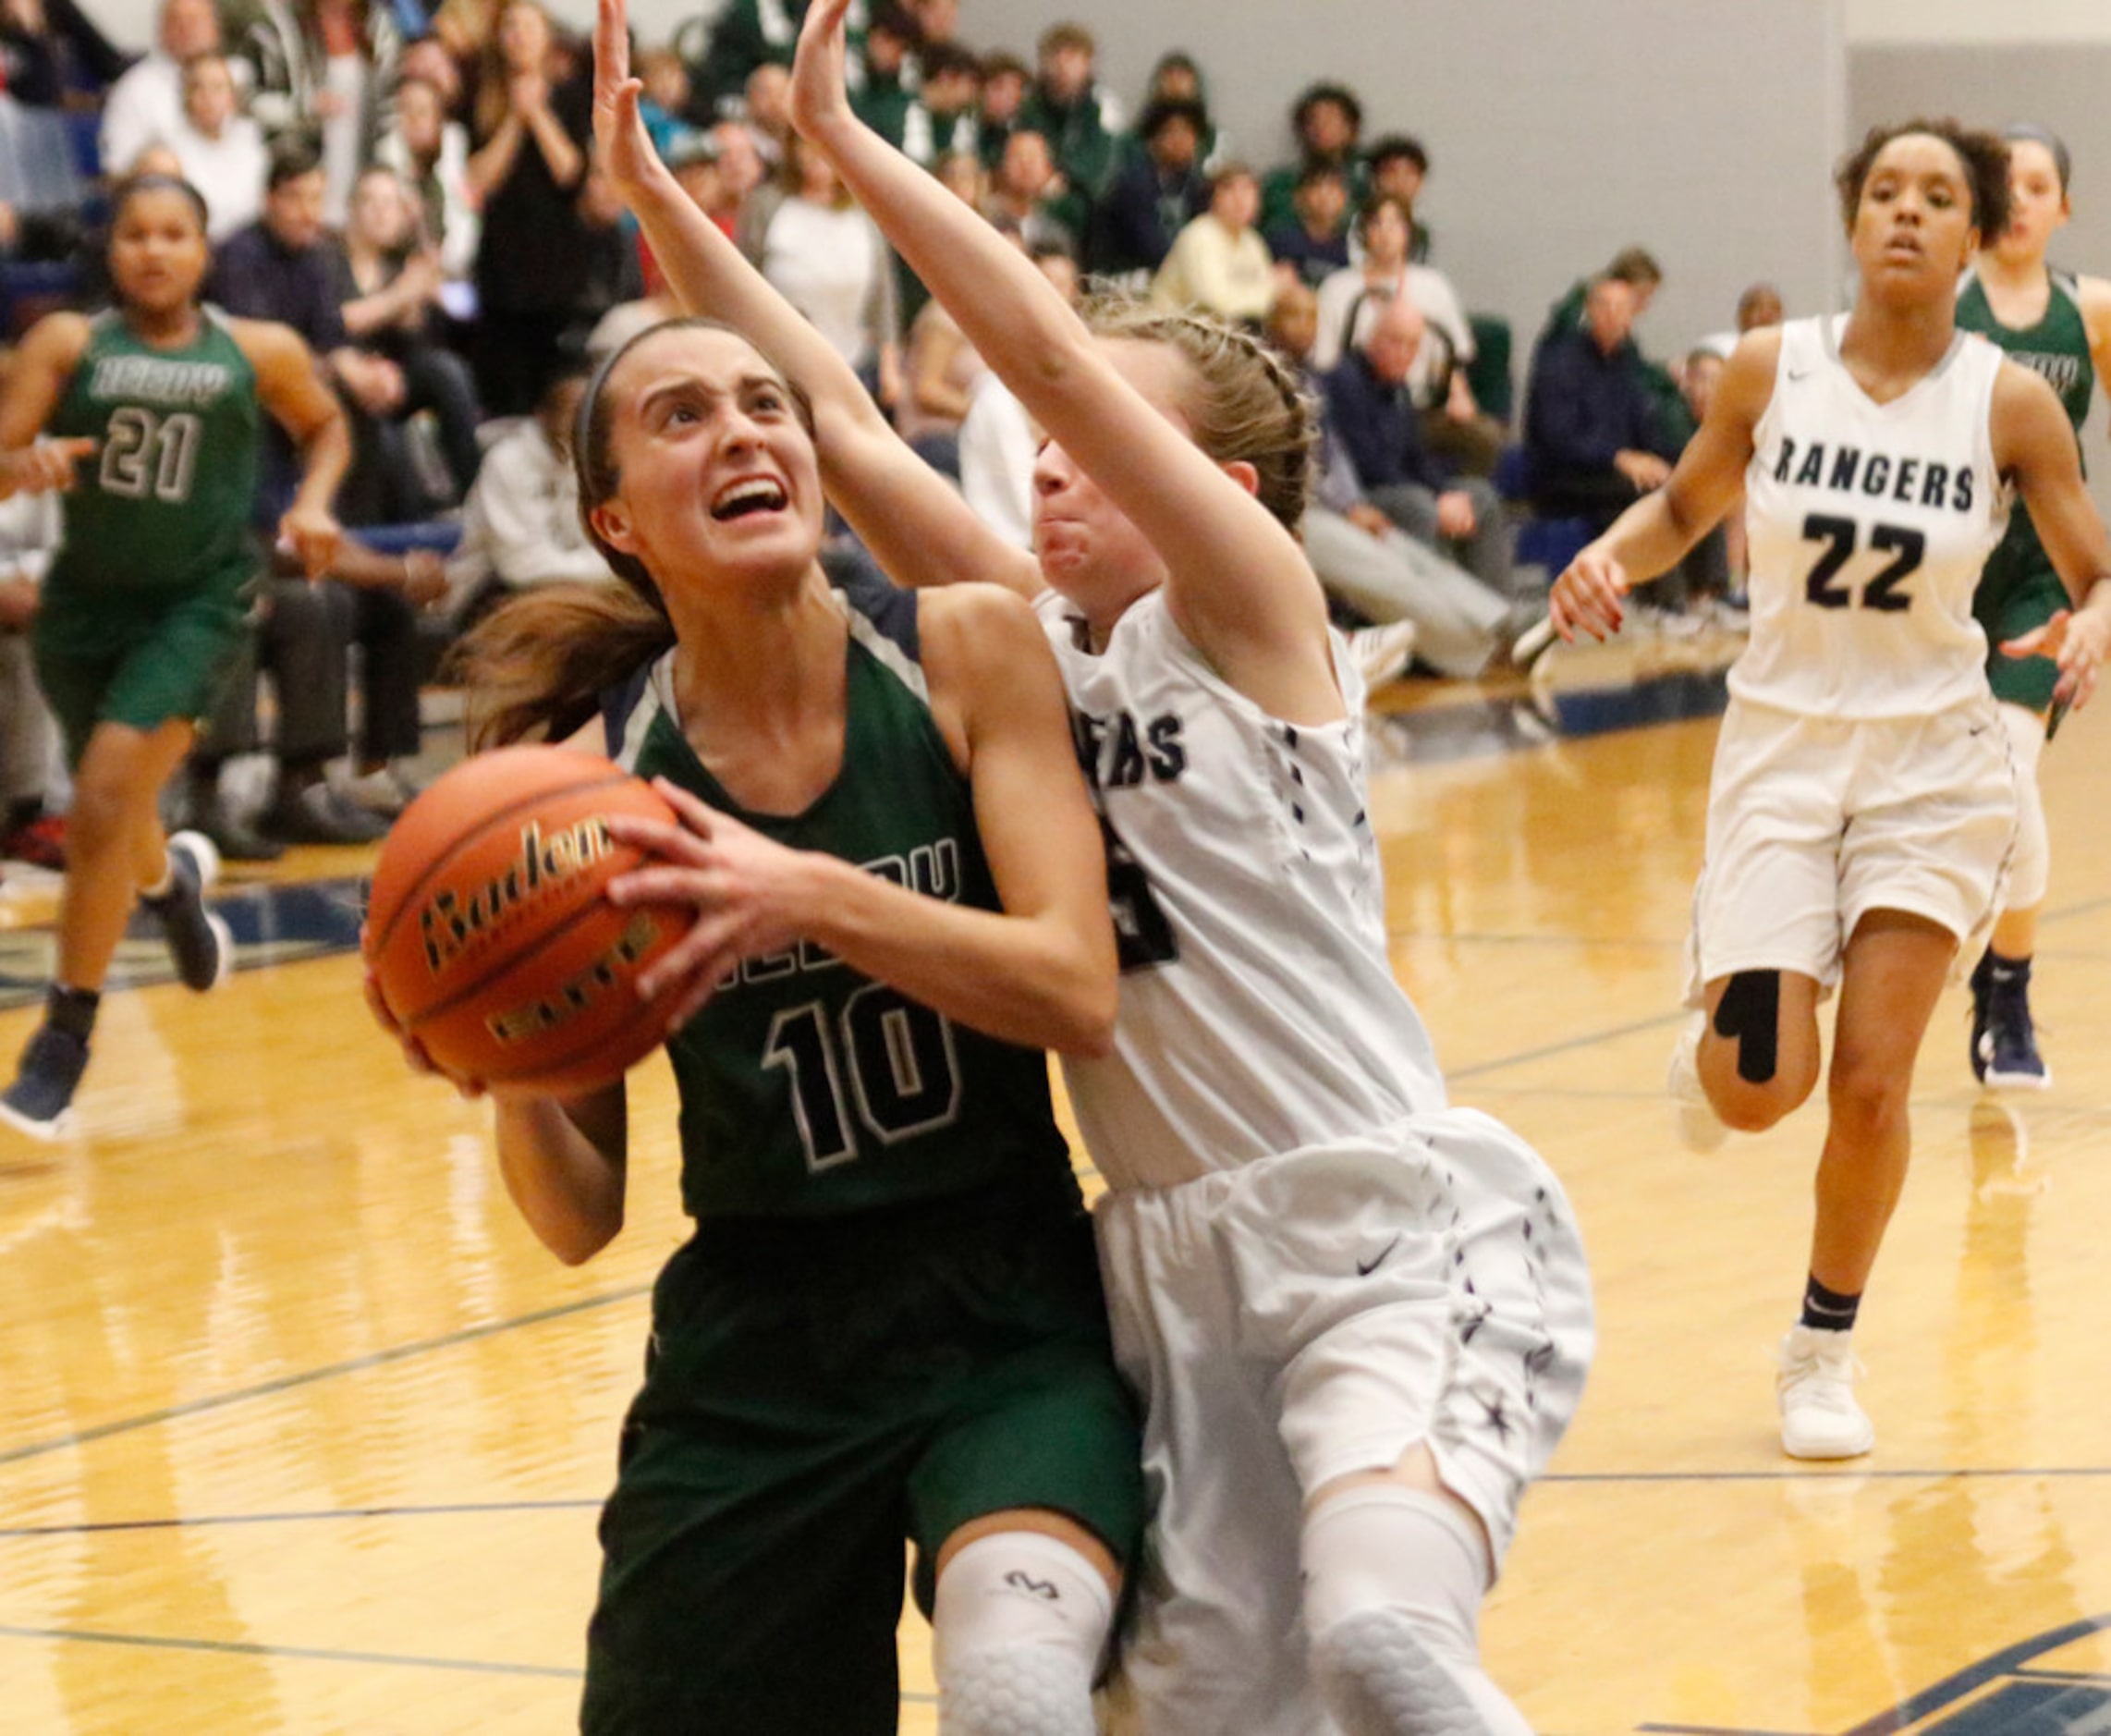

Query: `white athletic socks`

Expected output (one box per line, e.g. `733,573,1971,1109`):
1302,1484,1533,1736
932,1530,1112,1736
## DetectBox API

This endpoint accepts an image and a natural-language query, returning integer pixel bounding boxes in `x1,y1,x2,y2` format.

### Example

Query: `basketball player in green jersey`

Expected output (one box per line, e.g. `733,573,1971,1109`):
0,176,347,1139
1954,124,2111,1089
390,313,1143,1732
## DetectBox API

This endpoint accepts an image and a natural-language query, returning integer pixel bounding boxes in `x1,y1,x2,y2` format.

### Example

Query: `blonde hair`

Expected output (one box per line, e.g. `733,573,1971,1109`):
1080,292,1314,531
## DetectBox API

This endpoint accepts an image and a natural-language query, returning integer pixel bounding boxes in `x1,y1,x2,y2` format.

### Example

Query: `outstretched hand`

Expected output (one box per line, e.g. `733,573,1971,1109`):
592,0,664,196
1548,546,1631,642
2001,605,2106,712
2,435,97,497
604,777,811,1033
788,0,858,144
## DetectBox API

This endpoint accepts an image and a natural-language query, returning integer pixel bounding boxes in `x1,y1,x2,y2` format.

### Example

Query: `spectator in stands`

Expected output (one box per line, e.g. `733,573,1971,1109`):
1130,50,1225,172
333,164,483,507
1152,161,1273,327
1699,278,1786,360
983,127,1084,259
169,52,269,243
1089,93,1207,281
1325,296,1515,604
702,117,763,234
430,0,503,109
741,131,900,408
975,50,1028,175
445,361,610,621
1259,79,1364,235
0,0,125,107
902,41,980,166
0,455,64,871
633,44,698,160
908,0,958,46
1535,245,1691,447
851,3,921,151
1366,132,1433,263
208,141,407,524
1523,269,1726,617
235,0,401,223
895,170,1003,476
1267,287,1521,681
1312,193,1496,472
686,0,864,120
376,72,481,286
465,0,594,417
101,0,224,178
1263,162,1351,289
1016,21,1120,197
741,60,792,168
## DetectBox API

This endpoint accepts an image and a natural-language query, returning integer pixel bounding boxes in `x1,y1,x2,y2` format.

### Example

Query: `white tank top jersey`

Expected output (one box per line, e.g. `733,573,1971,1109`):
1035,588,1450,1192
1733,313,2011,718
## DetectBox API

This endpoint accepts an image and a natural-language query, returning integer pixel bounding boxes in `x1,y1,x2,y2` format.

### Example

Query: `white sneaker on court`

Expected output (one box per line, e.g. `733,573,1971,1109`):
1346,620,1419,691
1666,1014,1728,1153
1777,1325,1874,1460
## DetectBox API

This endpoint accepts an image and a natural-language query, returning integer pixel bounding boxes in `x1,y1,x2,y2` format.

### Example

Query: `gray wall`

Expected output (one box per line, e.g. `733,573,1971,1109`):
959,0,1849,381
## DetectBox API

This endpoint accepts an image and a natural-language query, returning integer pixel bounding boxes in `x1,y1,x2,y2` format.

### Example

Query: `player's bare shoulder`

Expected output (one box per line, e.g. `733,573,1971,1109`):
218,312,321,384
914,580,1070,761
1718,324,1788,425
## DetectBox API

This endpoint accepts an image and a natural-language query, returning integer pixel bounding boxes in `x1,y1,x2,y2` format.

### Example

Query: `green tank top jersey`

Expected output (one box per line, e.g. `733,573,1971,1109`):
1957,268,2093,707
45,308,261,601
605,583,1079,1221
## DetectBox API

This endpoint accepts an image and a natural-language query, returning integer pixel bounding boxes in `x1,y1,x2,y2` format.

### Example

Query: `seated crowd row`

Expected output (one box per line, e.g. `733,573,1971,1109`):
0,0,1757,873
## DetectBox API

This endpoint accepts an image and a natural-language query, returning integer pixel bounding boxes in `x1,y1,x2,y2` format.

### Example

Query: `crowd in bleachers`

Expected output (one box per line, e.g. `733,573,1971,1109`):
0,0,1760,872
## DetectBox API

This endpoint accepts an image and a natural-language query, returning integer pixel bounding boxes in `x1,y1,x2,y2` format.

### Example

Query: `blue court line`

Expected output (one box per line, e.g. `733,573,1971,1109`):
1449,1010,1687,1081
0,1623,581,1680
0,1283,651,1470
0,1624,943,1707
0,1499,601,1538
1836,1613,2111,1736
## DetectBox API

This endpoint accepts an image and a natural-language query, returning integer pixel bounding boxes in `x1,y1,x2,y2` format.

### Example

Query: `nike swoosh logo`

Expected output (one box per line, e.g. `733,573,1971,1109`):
1357,1236,1402,1278
1787,368,1812,381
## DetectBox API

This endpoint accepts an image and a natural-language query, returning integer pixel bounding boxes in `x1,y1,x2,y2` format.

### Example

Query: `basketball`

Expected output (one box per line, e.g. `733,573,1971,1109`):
363,745,696,1094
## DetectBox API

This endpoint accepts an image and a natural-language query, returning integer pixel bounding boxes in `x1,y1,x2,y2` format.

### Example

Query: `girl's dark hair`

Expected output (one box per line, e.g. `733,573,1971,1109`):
1353,192,1412,247
2003,123,2072,194
453,318,816,750
110,172,211,235
1835,117,2012,239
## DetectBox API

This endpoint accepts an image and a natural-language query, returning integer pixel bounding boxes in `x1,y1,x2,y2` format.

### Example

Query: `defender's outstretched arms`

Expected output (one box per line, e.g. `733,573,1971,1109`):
787,0,1342,725
592,0,1039,600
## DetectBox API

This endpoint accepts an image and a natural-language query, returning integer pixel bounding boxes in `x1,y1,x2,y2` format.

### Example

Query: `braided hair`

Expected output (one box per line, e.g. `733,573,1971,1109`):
1078,291,1315,532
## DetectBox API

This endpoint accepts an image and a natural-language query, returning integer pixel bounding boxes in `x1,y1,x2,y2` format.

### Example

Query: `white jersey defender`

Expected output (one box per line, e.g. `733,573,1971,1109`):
1038,589,1594,1736
1737,313,2011,716
1695,314,2019,995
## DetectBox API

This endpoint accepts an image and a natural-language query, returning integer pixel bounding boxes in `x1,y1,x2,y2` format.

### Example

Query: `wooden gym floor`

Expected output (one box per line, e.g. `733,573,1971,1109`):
3,628,2108,1734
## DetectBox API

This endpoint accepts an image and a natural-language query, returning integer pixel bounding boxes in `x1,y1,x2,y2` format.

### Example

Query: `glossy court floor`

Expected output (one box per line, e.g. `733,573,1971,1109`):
2,628,2108,1735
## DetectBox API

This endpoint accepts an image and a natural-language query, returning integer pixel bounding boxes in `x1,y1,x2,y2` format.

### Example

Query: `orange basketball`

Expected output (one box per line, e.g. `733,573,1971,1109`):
363,745,695,1094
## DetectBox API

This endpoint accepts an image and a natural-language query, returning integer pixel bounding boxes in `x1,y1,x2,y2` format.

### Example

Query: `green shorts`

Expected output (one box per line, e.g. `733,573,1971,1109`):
580,1177,1144,1734
1976,539,2066,714
31,570,253,769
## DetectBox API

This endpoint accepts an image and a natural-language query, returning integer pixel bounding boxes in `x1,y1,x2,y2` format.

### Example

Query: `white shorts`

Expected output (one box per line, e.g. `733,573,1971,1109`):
1687,697,2017,1001
1092,1109,1594,1736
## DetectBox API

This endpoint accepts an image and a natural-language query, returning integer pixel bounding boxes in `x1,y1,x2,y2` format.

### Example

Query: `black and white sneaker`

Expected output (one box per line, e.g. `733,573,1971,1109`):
1970,950,2051,1091
146,830,235,992
0,1022,91,1141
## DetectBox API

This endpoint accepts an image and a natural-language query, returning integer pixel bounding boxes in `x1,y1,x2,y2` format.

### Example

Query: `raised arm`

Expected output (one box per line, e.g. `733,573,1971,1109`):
788,0,1340,725
592,0,1038,600
1550,328,1775,642
1993,360,2111,708
605,588,1117,1053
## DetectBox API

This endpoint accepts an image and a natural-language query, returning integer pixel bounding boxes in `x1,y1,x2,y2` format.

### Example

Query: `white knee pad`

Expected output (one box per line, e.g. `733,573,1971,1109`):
931,1530,1112,1736
1999,702,2050,911
1302,1485,1533,1736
